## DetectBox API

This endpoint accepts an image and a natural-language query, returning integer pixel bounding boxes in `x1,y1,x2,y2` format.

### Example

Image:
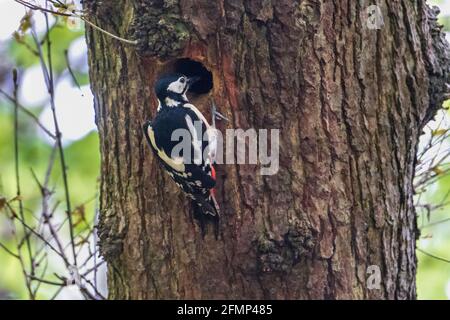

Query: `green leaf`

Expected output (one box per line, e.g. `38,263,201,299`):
431,128,448,136
432,166,444,175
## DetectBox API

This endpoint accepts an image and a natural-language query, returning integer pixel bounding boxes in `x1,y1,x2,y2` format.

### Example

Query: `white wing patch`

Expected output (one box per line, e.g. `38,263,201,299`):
185,114,203,165
207,127,218,162
147,125,186,173
183,103,217,162
183,103,210,127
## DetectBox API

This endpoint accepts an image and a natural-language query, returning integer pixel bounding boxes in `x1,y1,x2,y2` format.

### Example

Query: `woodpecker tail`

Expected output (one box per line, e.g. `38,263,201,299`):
191,192,220,239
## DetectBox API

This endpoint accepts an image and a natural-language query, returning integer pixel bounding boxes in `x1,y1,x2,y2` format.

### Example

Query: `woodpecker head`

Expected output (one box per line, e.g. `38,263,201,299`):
155,73,200,106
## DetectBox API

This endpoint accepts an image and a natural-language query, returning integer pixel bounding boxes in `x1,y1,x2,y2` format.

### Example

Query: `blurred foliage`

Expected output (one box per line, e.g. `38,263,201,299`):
0,12,99,299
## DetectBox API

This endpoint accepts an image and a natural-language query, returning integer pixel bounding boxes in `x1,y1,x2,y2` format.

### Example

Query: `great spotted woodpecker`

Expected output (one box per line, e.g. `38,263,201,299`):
142,73,225,238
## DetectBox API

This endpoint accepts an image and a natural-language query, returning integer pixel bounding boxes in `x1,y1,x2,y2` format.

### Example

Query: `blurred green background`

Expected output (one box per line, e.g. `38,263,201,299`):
0,0,449,299
0,0,100,299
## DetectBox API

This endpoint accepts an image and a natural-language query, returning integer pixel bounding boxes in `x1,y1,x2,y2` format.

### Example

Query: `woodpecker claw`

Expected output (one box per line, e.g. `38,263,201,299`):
214,110,229,121
211,100,228,128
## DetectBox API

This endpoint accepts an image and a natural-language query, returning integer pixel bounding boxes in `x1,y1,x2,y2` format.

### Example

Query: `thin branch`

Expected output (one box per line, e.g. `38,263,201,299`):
49,286,64,300
417,248,450,264
64,49,81,91
12,69,35,279
15,0,71,16
82,260,105,277
46,12,77,266
0,89,56,139
28,274,65,287
32,257,49,295
421,217,450,229
77,14,137,45
14,0,137,45
30,17,77,266
0,241,20,259
30,168,69,268
7,203,69,266
80,275,106,300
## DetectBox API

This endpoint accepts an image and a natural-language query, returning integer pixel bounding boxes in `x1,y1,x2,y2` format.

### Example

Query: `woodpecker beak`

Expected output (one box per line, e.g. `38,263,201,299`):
187,76,201,87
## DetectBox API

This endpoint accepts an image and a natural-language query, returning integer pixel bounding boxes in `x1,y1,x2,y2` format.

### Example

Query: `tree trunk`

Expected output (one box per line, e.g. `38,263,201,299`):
84,0,449,299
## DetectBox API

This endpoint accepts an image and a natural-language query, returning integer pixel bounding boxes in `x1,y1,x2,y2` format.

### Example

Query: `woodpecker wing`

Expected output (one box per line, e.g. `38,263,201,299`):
143,105,216,193
183,103,217,164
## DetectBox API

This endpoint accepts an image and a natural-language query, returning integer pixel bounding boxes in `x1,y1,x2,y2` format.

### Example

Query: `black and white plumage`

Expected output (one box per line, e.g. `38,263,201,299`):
143,73,221,237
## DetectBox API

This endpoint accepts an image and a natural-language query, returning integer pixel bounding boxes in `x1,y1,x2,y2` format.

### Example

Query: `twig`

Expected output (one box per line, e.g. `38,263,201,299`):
64,49,81,91
82,261,105,277
30,168,69,268
77,14,137,45
0,241,20,259
80,275,106,300
417,248,450,264
15,0,71,16
421,217,450,229
7,203,69,265
13,69,35,278
14,0,137,45
31,17,77,266
28,274,65,287
49,286,64,300
0,89,56,139
46,12,78,266
32,258,49,295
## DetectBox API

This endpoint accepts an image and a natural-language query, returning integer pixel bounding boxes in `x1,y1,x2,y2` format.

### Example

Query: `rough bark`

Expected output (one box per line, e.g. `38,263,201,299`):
84,0,449,299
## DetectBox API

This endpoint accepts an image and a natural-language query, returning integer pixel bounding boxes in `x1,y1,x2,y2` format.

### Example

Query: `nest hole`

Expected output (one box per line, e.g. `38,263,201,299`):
174,58,213,95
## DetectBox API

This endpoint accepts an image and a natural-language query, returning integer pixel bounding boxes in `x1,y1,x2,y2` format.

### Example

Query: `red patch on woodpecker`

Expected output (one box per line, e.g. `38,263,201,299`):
211,165,216,180
210,165,216,196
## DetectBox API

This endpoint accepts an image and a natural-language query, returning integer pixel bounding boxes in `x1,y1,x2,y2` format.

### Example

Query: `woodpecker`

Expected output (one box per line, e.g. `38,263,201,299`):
142,73,225,238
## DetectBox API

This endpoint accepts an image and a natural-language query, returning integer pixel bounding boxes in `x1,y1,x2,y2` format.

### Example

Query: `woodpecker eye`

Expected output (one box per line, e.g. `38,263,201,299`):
180,77,186,84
